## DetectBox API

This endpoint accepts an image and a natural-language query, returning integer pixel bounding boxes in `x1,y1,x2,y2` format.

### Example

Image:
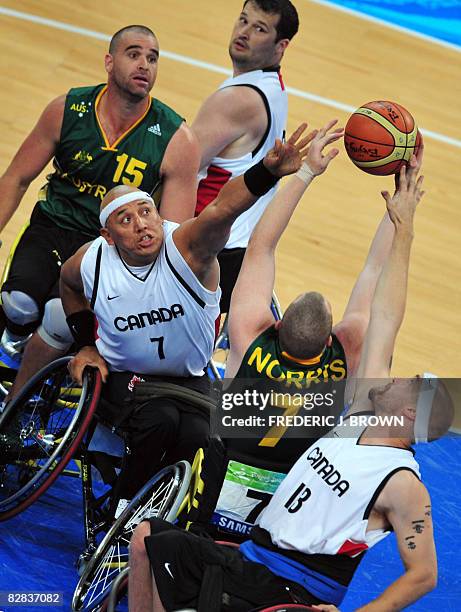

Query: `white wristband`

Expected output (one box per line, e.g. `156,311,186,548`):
295,162,316,185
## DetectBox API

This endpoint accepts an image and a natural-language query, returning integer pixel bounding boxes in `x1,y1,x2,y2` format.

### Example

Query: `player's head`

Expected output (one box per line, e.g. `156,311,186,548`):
106,25,159,101
369,376,454,443
277,292,332,359
99,185,164,265
230,0,299,72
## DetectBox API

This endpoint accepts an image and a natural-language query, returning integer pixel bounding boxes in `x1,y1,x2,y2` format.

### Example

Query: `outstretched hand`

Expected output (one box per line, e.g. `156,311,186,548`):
263,123,317,178
394,132,424,191
381,150,425,229
304,119,344,176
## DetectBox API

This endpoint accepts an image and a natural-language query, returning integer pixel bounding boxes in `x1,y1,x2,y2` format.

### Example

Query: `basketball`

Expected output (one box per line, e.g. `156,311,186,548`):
344,101,421,175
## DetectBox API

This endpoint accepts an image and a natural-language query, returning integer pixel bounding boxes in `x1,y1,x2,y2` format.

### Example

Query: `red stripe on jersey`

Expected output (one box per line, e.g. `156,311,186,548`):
278,72,285,91
195,165,232,215
336,539,369,557
214,314,221,342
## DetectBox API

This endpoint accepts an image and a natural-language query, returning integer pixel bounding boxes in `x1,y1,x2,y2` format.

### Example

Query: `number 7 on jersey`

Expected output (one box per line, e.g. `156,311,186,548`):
150,336,165,359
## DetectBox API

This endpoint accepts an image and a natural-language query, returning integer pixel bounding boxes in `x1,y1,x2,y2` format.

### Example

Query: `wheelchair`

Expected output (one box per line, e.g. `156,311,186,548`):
72,422,313,612
0,355,213,612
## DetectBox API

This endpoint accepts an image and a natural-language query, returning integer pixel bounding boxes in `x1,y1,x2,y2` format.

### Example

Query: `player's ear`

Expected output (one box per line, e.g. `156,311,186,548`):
275,38,289,55
105,53,113,75
402,405,416,422
100,227,114,246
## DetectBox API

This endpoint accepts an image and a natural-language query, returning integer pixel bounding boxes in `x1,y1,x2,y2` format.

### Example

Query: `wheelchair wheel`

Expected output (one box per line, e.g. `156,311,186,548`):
72,460,191,611
0,356,101,521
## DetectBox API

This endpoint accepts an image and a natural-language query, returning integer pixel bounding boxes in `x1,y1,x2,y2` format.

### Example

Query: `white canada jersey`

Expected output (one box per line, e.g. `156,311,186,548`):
80,221,220,376
196,68,288,249
257,425,421,558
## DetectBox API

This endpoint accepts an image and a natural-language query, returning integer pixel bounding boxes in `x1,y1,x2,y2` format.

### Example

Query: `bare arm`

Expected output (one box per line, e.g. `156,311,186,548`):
334,143,424,376
158,123,200,223
192,86,268,170
333,213,395,375
357,472,437,611
0,95,64,232
60,243,109,384
173,124,312,290
226,120,344,377
312,473,436,612
351,163,425,409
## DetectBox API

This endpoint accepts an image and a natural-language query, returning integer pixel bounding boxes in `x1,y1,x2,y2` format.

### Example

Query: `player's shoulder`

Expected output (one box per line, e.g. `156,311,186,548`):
206,81,268,116
65,84,103,100
59,85,103,118
151,97,184,126
377,466,427,512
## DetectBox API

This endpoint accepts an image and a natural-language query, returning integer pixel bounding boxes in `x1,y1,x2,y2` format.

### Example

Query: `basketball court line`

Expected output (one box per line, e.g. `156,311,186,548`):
0,6,460,150
309,0,461,54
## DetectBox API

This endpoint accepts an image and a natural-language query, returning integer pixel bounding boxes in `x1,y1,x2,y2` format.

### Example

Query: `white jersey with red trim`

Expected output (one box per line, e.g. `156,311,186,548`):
80,221,220,376
257,425,421,557
196,68,288,249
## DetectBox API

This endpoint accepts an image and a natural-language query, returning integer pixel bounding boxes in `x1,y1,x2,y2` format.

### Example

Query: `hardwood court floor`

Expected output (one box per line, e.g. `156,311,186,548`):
0,0,460,377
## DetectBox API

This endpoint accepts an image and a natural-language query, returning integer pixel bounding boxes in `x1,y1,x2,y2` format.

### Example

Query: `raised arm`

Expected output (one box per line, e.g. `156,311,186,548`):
351,162,424,409
158,123,200,223
333,212,395,375
334,143,424,375
0,95,64,233
172,124,312,291
226,120,343,376
60,244,109,384
191,86,269,171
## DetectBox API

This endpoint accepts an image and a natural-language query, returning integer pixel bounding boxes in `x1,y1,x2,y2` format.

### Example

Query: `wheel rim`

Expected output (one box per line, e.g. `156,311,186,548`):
73,461,190,611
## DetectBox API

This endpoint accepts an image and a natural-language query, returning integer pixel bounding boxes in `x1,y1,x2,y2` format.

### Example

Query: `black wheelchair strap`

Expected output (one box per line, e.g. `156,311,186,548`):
132,381,216,417
87,450,120,486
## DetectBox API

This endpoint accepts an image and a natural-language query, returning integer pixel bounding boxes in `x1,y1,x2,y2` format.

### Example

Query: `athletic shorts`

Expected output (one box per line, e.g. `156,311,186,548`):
217,247,246,313
145,518,316,611
2,204,94,308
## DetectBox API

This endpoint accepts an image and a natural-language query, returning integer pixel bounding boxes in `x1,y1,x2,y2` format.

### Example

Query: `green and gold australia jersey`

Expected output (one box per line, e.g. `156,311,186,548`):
229,325,348,466
236,324,347,386
38,84,183,236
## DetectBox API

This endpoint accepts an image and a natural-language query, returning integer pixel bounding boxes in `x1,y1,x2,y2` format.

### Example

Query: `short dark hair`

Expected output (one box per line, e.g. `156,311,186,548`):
278,292,332,359
243,0,299,41
109,25,157,54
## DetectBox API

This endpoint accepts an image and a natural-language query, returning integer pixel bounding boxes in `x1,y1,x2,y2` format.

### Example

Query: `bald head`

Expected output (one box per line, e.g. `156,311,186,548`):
278,291,332,359
109,25,157,55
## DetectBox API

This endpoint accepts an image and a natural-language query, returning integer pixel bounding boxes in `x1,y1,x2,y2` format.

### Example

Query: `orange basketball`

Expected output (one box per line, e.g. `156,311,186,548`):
344,101,421,175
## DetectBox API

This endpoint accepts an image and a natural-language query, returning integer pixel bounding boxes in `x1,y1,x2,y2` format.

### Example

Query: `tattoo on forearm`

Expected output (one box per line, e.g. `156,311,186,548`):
405,535,417,550
424,505,432,517
412,519,425,534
